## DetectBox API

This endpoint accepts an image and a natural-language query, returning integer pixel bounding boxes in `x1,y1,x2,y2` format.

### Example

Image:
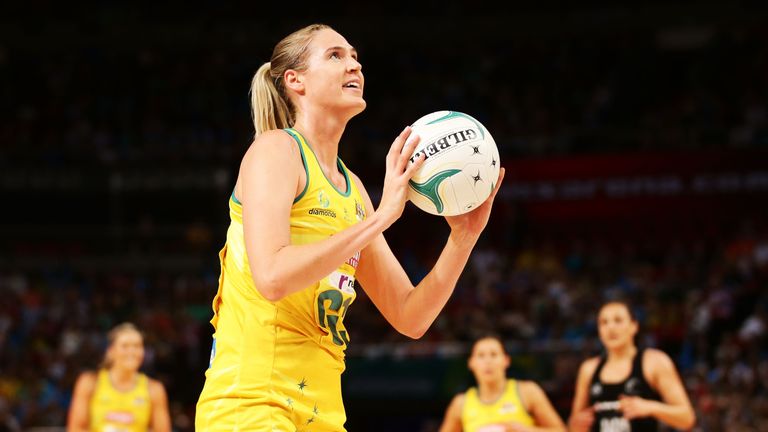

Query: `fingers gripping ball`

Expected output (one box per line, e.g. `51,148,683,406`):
406,111,500,216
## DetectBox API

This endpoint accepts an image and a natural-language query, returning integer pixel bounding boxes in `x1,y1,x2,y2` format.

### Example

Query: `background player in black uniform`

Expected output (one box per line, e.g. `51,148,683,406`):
568,301,695,431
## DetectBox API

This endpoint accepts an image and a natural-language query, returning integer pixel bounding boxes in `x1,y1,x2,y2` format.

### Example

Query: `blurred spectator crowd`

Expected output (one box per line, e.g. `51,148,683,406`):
1,7,767,173
1,219,767,430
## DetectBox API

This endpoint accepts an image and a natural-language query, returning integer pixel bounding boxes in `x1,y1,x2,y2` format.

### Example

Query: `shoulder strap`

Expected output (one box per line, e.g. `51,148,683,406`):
591,354,608,384
508,378,523,408
283,128,310,203
632,347,645,377
461,387,477,418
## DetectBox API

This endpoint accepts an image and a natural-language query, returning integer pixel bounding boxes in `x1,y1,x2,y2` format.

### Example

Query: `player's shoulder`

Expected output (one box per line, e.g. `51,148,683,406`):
147,377,168,399
254,128,293,141
73,370,98,392
581,355,602,370
242,129,301,165
516,379,543,394
344,168,371,198
642,347,675,368
77,370,98,383
578,356,602,377
255,129,297,147
450,392,467,411
345,168,364,188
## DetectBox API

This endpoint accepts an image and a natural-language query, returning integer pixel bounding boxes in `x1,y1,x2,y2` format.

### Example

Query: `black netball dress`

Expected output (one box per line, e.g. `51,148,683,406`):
588,348,661,432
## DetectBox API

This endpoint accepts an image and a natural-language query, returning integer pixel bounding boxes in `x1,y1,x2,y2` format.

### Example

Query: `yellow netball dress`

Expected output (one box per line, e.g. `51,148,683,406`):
461,379,534,432
196,128,366,432
89,369,151,432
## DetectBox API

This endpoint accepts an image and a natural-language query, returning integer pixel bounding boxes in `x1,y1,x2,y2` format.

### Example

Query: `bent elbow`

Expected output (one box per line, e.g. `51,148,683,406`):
683,412,696,430
399,323,428,340
253,275,286,302
259,288,284,302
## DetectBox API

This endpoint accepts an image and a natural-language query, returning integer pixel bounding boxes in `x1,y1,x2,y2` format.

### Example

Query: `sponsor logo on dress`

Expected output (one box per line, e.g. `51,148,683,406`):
105,411,135,424
599,416,630,432
318,190,330,208
327,270,356,294
594,400,621,412
345,251,360,269
498,402,517,414
624,377,640,395
355,200,366,221
308,208,337,218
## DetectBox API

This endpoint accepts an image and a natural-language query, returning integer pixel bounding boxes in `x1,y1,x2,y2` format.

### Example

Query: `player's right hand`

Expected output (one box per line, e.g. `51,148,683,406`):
376,126,424,227
568,407,595,432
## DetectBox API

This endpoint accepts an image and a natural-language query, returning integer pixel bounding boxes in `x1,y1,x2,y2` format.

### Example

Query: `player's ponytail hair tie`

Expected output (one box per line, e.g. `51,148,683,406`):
267,62,281,87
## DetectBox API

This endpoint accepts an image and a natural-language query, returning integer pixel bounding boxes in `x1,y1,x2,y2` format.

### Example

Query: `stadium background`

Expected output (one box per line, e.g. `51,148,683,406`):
2,1,768,430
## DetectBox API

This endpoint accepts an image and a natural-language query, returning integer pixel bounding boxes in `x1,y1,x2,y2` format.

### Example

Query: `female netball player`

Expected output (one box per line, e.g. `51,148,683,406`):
439,335,566,432
568,301,695,431
195,23,505,431
67,323,171,432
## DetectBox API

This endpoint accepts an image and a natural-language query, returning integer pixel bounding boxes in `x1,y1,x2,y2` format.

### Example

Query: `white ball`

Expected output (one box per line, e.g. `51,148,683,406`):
406,110,500,216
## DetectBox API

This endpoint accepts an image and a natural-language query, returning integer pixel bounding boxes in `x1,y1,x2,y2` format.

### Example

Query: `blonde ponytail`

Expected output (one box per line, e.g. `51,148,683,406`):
248,24,332,138
249,62,293,137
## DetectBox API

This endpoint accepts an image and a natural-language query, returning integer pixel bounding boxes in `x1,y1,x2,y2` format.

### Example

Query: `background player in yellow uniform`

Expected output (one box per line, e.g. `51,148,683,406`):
67,323,171,432
439,335,566,432
195,23,504,432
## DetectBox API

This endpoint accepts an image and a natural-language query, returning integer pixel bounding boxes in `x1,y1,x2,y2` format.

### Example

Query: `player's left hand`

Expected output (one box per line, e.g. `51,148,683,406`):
445,168,505,240
619,394,656,419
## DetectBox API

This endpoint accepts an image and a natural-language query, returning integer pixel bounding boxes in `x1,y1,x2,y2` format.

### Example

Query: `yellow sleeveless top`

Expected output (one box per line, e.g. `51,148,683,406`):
461,379,534,432
89,369,151,432
196,128,366,431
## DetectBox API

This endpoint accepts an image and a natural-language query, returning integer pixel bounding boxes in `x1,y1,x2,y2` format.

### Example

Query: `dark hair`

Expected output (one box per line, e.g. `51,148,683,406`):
599,299,637,321
471,333,508,355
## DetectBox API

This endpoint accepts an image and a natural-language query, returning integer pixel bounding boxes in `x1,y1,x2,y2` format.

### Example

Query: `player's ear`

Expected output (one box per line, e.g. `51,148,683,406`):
283,69,305,94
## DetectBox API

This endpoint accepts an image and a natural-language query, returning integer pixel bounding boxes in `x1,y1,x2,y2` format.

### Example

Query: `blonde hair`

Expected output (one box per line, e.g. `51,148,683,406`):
100,322,143,369
249,23,332,137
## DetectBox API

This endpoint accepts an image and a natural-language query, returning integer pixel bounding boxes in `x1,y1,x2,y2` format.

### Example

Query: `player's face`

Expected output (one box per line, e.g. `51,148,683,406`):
302,28,366,116
468,338,510,383
597,303,638,351
108,330,145,371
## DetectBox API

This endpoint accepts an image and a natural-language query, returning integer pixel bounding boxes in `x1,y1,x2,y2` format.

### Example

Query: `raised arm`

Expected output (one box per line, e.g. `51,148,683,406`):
568,358,598,432
148,379,172,432
241,127,423,301
66,372,96,432
438,393,465,432
354,167,504,339
620,349,695,430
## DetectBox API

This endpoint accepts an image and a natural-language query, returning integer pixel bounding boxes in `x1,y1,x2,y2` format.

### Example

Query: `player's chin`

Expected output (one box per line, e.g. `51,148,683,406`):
345,98,367,116
350,94,366,108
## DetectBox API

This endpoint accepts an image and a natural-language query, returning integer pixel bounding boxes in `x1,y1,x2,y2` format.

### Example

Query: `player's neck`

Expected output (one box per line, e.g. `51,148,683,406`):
607,344,637,362
292,117,345,168
477,378,507,403
109,367,137,390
